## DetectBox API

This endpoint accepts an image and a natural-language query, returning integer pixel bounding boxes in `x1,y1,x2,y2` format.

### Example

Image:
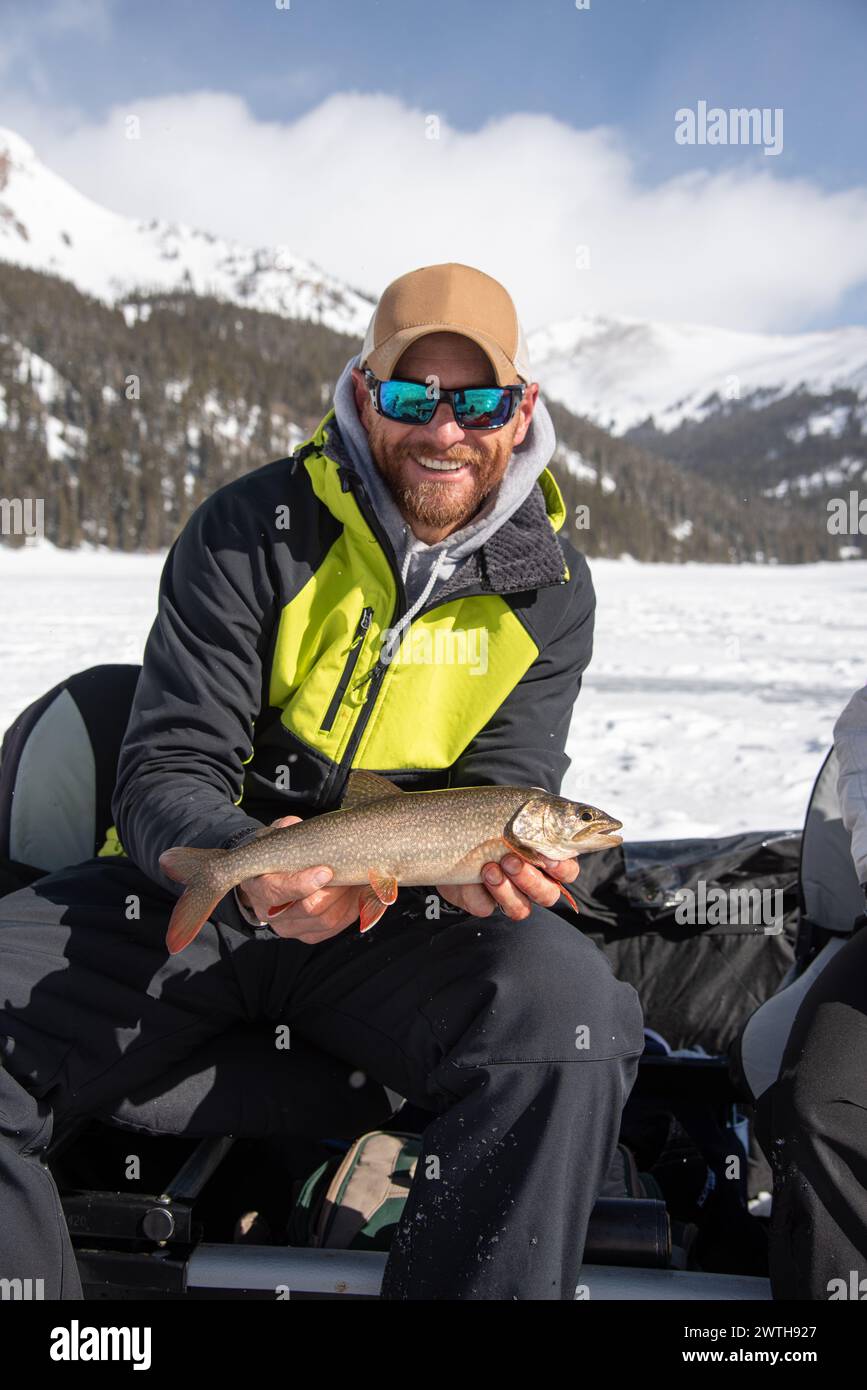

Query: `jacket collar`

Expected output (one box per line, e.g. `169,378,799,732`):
295,409,570,598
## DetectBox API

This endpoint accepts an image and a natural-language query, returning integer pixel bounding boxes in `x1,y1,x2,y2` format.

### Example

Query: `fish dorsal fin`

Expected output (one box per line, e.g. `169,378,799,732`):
341,770,404,810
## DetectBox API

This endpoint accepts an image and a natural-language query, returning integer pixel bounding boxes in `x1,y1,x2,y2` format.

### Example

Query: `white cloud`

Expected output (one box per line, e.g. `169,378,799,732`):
3,87,867,333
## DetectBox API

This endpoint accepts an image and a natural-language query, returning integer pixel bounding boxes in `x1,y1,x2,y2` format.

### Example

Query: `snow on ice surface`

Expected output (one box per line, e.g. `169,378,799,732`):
564,558,867,838
0,545,864,842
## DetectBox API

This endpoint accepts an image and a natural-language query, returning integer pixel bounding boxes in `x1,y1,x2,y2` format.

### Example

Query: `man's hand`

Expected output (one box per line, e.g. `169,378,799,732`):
436,853,580,921
237,816,360,944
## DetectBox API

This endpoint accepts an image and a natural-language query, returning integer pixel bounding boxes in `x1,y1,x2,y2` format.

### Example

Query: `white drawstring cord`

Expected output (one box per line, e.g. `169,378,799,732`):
380,544,449,666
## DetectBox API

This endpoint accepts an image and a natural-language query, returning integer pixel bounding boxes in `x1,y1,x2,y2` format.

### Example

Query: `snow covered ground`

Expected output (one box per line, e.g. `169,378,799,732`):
1,543,864,841
566,558,866,837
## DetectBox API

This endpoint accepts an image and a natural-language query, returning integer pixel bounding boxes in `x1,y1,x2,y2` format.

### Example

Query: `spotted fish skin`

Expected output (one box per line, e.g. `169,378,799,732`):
159,771,622,953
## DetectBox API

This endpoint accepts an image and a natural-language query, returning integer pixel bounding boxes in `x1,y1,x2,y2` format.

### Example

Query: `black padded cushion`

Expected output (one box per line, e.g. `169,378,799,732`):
0,664,141,882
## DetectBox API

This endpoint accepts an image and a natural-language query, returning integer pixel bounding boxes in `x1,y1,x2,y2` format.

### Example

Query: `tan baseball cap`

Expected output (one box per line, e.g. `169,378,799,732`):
360,262,532,387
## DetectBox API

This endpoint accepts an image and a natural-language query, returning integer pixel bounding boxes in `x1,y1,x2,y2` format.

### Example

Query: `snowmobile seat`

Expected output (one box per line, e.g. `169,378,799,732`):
0,664,392,1189
0,662,143,892
731,746,866,1105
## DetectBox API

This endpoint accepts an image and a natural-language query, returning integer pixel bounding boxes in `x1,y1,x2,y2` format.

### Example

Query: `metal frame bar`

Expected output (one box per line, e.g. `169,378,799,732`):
183,1246,771,1301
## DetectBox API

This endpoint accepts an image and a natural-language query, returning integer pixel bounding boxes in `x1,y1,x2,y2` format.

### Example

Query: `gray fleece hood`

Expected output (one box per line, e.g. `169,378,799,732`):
332,353,558,619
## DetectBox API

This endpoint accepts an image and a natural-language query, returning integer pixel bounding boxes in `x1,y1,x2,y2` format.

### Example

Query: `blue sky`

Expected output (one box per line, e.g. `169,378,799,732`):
2,0,866,330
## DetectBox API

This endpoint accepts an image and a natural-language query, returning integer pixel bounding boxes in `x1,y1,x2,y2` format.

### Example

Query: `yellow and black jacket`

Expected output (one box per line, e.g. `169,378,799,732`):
111,406,596,934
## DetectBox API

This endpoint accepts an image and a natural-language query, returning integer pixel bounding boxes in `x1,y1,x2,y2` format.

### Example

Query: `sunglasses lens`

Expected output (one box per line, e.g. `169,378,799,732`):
373,377,518,429
378,380,435,424
455,388,513,429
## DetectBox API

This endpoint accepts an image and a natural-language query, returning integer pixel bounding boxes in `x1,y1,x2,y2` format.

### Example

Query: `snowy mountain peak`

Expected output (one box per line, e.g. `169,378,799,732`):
3,127,866,435
0,127,374,336
0,127,39,170
528,311,867,434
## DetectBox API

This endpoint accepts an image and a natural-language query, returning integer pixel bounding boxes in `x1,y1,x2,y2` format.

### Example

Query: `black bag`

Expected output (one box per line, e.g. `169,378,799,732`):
568,831,801,1054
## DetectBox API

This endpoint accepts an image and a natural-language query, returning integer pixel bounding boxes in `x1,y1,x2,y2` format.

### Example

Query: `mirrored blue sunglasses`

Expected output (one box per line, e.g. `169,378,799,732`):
363,368,525,430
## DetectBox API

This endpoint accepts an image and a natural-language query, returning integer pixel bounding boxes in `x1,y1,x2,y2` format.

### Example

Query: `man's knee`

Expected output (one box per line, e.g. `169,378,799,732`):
496,907,643,1061
425,906,644,1066
0,1066,53,1156
765,1002,867,1162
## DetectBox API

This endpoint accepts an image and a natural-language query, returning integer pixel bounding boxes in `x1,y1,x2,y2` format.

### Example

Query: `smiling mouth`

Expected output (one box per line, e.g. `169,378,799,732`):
410,455,471,473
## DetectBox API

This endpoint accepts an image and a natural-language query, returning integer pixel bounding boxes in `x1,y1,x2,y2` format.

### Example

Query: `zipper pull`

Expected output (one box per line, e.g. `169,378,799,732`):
351,660,381,693
349,606,373,647
346,608,375,691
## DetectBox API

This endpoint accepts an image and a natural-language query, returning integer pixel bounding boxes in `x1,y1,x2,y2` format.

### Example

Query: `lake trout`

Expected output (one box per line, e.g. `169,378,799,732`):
159,770,623,954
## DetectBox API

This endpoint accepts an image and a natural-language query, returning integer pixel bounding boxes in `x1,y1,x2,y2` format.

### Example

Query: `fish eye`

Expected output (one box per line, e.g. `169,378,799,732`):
580,810,593,822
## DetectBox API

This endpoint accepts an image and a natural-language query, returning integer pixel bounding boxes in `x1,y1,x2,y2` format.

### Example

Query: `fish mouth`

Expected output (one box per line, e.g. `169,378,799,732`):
573,831,623,854
570,817,623,851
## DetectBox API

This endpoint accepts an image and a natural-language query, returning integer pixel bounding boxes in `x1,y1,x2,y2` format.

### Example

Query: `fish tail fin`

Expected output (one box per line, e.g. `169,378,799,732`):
159,845,225,885
165,884,225,954
159,846,227,954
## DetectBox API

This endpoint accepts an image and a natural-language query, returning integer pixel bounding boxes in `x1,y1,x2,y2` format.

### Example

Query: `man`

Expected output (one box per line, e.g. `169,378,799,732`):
0,262,644,1300
756,682,867,1299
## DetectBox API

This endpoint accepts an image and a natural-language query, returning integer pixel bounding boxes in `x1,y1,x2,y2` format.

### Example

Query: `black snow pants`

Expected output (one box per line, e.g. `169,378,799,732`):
0,855,644,1300
755,922,867,1300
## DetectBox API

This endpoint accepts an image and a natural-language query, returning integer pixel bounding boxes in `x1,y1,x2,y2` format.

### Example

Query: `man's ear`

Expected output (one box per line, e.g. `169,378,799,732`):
512,381,538,448
351,367,371,424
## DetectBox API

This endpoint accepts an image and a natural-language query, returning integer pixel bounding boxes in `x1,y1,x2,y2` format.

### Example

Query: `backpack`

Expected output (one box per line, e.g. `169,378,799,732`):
288,1131,422,1251
287,1129,654,1252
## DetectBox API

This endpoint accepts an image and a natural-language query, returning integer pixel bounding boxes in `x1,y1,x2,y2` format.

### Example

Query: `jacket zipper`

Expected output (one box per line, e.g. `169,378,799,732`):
319,606,373,732
348,580,480,700
315,449,568,804
319,468,408,804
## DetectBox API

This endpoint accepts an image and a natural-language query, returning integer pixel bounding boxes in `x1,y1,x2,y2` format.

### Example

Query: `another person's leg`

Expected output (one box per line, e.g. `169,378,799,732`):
755,925,867,1300
0,857,277,1299
281,895,645,1300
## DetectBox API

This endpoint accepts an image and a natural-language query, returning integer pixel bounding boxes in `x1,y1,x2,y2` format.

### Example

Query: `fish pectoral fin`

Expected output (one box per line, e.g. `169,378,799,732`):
502,845,580,916
358,869,398,935
554,880,580,914
368,868,398,904
358,885,393,934
341,770,404,811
